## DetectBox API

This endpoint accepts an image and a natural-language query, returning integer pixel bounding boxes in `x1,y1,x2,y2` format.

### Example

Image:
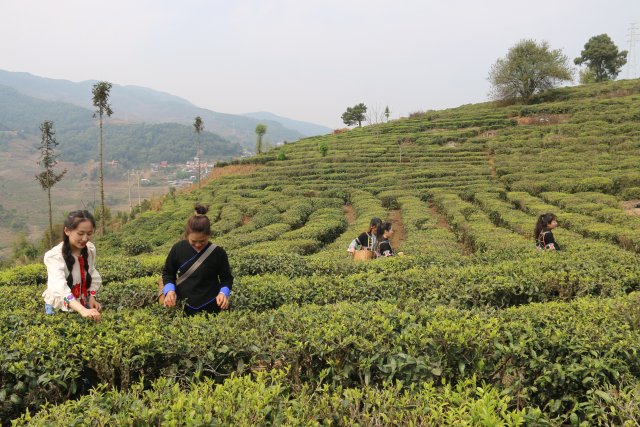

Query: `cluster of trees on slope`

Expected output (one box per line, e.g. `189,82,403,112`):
489,34,628,104
340,33,628,125
341,103,391,128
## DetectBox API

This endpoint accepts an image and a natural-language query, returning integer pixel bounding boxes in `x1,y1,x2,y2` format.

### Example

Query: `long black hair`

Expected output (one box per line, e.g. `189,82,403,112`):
62,210,96,289
534,213,557,239
377,221,393,240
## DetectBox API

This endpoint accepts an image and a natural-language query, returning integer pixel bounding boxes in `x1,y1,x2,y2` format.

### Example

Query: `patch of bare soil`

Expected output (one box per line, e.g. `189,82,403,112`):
388,209,406,249
598,89,632,99
512,114,570,126
428,202,471,255
343,205,356,225
622,200,640,216
241,214,252,225
428,202,451,229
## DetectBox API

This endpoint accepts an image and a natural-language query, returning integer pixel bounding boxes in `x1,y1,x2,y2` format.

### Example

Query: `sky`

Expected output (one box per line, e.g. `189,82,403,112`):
2,0,639,129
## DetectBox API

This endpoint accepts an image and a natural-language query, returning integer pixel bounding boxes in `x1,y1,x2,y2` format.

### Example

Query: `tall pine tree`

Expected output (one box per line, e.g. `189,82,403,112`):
92,81,113,235
35,120,67,248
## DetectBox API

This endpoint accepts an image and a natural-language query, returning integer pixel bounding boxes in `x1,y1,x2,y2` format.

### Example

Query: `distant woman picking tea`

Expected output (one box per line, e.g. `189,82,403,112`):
43,210,102,321
377,221,403,257
161,204,233,315
347,217,382,254
535,213,560,250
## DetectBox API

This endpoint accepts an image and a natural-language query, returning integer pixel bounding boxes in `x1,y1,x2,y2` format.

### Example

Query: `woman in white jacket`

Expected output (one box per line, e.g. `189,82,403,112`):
43,210,102,321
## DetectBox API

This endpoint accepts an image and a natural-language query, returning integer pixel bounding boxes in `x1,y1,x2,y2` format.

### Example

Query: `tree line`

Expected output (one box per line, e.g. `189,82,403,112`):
489,34,627,104
341,33,628,125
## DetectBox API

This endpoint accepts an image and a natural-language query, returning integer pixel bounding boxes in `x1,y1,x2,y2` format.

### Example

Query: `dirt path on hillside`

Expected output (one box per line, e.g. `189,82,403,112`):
623,200,640,216
428,202,452,230
428,201,472,255
486,150,497,178
343,205,356,225
388,209,406,249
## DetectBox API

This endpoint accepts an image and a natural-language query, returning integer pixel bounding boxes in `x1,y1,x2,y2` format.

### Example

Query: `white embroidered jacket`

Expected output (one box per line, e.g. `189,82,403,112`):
42,241,102,310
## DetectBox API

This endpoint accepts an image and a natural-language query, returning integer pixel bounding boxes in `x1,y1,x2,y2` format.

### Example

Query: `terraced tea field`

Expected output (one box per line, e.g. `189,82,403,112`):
3,79,640,425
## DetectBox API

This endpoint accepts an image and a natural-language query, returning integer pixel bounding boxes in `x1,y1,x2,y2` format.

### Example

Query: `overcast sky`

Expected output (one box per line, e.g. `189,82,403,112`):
2,0,639,128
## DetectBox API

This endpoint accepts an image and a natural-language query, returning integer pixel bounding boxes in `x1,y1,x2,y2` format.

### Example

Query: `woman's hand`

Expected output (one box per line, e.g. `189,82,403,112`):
164,291,177,307
216,292,229,310
80,308,101,322
89,295,102,311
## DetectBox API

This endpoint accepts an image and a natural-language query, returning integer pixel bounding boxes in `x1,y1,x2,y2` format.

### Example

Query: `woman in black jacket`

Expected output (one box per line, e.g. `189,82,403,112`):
377,222,401,257
162,204,233,315
534,213,560,250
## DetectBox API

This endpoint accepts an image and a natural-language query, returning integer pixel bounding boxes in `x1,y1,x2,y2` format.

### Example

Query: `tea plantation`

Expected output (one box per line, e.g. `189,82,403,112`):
3,79,640,425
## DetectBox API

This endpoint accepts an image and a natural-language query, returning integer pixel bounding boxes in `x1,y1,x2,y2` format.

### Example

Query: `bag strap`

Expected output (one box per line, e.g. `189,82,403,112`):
176,243,217,286
537,231,547,247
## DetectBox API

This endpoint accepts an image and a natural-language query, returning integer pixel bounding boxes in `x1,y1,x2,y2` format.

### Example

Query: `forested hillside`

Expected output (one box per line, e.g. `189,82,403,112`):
0,70,309,149
3,79,640,425
0,84,243,168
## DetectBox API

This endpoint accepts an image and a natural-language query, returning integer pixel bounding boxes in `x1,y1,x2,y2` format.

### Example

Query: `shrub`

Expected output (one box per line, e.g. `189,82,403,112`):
380,195,400,210
122,239,152,256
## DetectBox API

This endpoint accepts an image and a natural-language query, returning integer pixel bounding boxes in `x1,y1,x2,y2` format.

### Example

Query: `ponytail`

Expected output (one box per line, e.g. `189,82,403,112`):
534,213,556,239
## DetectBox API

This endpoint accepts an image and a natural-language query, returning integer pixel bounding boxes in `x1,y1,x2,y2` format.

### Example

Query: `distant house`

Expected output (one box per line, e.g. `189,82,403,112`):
159,161,169,168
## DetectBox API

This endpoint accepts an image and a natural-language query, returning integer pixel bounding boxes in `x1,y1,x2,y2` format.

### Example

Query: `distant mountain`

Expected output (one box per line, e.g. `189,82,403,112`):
0,84,243,168
243,111,332,137
0,84,93,133
0,70,305,149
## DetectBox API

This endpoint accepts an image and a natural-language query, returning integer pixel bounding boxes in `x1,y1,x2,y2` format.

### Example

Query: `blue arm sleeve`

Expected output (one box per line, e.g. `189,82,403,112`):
219,286,230,297
163,283,176,295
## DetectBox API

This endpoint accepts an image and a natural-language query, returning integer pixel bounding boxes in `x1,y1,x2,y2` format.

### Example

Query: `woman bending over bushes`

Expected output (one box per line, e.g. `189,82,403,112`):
161,204,234,315
43,210,102,321
347,217,382,254
535,213,560,250
377,222,403,257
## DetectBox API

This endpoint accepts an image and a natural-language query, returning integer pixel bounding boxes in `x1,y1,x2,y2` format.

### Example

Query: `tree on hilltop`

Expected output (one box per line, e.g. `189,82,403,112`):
92,81,113,236
193,116,204,188
255,124,267,154
574,34,627,83
341,103,367,127
35,120,67,248
488,40,573,104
